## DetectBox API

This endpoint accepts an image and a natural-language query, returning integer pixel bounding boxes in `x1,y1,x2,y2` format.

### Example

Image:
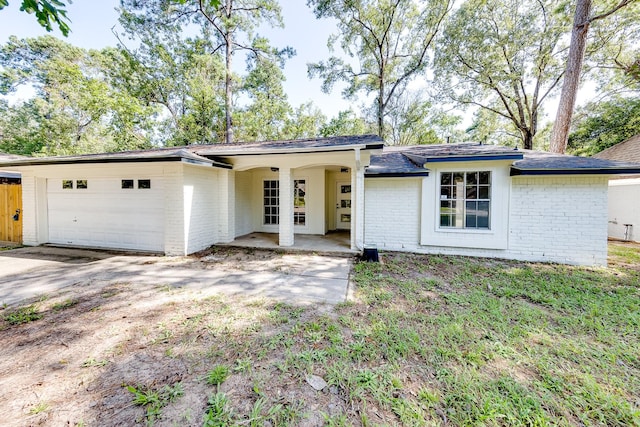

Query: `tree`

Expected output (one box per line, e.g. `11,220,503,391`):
435,0,571,150
0,36,156,155
120,0,292,143
320,110,374,137
0,0,71,36
234,37,295,142
567,96,640,156
307,0,451,139
549,0,639,154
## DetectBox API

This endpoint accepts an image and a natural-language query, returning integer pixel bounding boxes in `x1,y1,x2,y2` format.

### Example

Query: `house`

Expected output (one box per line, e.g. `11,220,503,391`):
593,134,640,242
1,135,639,266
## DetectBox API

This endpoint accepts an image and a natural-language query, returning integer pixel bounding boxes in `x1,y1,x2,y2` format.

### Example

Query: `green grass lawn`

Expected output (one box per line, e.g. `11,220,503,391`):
193,243,639,426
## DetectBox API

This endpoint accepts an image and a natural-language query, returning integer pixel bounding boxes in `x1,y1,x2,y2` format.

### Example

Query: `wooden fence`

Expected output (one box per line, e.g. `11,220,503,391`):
0,184,22,244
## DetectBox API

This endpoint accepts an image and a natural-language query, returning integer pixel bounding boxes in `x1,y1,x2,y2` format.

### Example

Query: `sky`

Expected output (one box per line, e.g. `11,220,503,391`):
0,0,354,119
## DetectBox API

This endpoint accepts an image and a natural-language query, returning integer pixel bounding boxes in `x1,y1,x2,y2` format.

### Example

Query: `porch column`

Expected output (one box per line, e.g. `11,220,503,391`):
352,165,365,250
279,167,294,246
217,169,235,243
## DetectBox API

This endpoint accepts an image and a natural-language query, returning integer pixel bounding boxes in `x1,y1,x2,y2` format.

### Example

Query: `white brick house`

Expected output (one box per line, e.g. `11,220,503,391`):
1,135,639,266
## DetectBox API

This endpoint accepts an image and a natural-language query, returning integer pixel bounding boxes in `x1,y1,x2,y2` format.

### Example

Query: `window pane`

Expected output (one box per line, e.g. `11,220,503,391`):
453,172,464,184
122,179,134,189
466,172,478,185
441,173,452,185
441,186,451,199
479,186,490,199
466,186,477,199
138,179,151,189
479,171,490,184
440,215,450,227
63,180,73,189
76,180,87,189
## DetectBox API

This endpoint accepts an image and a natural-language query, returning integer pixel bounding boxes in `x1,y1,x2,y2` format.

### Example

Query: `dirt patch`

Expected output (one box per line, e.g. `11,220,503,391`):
0,247,355,426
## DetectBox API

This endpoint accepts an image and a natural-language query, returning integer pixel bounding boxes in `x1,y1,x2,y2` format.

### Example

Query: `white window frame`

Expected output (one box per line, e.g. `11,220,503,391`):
263,179,280,225
439,171,491,230
420,165,510,250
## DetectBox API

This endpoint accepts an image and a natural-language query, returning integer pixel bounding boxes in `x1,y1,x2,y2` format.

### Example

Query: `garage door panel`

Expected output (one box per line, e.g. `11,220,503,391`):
47,178,165,251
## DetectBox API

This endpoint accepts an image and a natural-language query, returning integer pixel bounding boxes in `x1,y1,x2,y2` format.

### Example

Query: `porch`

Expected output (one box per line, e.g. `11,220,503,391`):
221,231,356,254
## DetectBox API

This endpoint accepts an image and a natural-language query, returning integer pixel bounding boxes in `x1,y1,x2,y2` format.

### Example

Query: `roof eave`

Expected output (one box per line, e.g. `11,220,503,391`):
421,153,524,164
364,171,430,178
510,167,640,176
197,142,384,157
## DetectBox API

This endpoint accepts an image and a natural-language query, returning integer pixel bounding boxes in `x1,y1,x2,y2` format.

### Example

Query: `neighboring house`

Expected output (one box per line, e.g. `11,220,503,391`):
593,134,640,242
1,135,639,266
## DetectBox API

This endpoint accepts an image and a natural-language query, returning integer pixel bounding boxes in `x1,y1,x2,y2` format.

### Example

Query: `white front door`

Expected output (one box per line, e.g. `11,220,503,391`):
336,182,351,230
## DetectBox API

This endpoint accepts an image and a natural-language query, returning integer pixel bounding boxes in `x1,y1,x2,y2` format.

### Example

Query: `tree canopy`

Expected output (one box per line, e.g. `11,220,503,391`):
0,36,156,155
307,0,451,141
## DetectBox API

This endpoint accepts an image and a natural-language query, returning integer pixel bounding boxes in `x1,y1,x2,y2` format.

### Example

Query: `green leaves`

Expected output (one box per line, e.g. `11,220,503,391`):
0,0,73,36
0,36,157,155
307,0,452,140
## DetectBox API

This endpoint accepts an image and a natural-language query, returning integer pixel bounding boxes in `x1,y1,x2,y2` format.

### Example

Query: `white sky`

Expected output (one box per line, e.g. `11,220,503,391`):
0,0,355,119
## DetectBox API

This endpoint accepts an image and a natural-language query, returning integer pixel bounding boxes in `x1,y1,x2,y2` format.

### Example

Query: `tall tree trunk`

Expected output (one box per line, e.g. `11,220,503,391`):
377,79,384,138
549,0,592,154
224,0,233,144
522,128,534,150
225,32,233,144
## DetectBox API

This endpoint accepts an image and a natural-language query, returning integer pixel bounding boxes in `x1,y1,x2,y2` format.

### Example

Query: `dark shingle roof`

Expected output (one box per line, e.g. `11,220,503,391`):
365,143,524,177
365,143,640,177
511,150,640,175
592,134,640,163
0,152,27,161
0,148,228,168
365,147,429,177
192,134,383,156
0,135,384,168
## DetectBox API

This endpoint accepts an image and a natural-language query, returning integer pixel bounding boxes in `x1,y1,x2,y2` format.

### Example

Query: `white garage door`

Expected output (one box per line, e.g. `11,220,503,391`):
47,178,164,251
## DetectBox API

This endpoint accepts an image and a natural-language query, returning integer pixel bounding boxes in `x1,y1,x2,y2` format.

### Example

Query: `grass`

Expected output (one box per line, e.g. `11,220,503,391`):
126,383,184,426
3,305,42,325
3,243,639,426
187,243,640,425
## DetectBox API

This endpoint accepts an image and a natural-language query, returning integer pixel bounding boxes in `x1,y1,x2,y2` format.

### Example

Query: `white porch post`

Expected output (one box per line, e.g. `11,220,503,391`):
352,164,365,251
279,167,294,246
217,169,235,243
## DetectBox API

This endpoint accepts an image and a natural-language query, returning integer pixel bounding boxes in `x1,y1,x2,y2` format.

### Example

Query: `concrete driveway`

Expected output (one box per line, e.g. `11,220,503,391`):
0,246,354,307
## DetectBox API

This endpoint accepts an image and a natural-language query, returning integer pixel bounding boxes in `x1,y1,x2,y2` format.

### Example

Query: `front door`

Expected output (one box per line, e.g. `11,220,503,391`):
336,182,351,230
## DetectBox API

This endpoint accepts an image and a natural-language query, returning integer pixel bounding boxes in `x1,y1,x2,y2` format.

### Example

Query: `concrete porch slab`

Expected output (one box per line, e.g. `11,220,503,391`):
222,231,356,254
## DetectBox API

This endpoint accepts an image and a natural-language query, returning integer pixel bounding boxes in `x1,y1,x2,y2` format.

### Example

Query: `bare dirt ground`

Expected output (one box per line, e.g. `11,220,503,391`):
0,247,352,427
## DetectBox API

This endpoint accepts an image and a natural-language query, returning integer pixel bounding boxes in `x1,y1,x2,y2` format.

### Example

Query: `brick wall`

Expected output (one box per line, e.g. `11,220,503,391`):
183,166,219,254
509,176,609,265
364,175,610,266
364,178,421,250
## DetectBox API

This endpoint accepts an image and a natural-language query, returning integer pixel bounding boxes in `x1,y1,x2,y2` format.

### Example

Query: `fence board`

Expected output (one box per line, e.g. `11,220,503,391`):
0,184,22,243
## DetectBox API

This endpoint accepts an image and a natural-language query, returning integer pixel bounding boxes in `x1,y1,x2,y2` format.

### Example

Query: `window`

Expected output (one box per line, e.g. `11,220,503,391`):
440,171,490,229
76,180,88,189
122,179,134,189
263,180,279,225
294,180,306,226
138,179,151,189
62,180,73,189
